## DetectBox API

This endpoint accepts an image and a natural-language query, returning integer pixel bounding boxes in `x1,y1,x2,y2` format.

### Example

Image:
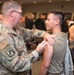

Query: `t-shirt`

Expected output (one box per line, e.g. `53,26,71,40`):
48,32,67,74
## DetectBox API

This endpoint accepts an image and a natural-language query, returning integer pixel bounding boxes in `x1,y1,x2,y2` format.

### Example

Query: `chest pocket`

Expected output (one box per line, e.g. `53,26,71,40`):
11,34,27,56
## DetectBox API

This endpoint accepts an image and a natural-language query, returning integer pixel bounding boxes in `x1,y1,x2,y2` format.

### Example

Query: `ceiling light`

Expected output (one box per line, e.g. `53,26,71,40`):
66,0,70,1
21,2,23,4
34,1,37,3
49,0,52,2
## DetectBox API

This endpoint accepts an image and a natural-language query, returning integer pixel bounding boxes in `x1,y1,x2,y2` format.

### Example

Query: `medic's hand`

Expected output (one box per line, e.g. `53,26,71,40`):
36,41,46,54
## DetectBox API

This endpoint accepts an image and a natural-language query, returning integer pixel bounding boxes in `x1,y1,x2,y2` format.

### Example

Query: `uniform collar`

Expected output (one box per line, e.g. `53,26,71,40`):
0,21,18,36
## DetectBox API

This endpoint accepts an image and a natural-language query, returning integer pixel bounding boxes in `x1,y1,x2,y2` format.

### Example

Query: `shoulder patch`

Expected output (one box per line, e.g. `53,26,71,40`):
0,40,8,50
6,49,15,57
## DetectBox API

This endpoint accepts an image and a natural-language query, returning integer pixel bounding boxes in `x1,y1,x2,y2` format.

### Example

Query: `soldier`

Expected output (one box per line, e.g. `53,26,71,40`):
40,10,69,75
0,0,54,75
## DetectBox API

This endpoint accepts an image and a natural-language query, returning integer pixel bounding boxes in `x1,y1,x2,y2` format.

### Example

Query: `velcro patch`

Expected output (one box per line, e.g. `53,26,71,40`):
6,49,15,57
0,40,8,50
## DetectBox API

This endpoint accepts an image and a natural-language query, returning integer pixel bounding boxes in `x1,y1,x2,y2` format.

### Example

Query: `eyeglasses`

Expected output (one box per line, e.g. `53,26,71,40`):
13,10,22,16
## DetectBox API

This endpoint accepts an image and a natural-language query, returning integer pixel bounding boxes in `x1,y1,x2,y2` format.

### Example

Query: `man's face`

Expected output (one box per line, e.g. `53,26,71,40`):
45,13,57,31
12,7,22,27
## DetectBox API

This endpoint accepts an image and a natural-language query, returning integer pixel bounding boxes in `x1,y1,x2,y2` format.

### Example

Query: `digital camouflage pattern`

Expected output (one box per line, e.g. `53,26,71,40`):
0,21,46,75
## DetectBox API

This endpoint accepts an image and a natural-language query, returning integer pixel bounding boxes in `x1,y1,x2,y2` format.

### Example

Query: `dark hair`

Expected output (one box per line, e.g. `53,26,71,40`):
49,10,68,33
69,23,74,28
39,13,44,17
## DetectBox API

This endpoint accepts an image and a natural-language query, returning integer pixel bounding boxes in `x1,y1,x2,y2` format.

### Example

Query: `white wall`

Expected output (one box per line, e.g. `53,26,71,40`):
22,1,74,19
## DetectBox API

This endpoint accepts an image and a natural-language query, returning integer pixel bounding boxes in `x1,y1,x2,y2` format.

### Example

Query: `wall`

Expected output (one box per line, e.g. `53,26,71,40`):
22,1,74,20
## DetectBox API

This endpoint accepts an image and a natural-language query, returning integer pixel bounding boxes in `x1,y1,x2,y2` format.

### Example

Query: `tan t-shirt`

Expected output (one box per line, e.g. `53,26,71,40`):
48,32,67,74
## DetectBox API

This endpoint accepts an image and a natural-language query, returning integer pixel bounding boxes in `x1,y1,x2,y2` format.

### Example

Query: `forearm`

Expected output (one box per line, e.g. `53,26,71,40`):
40,64,49,75
0,49,39,72
40,42,53,75
14,50,39,72
32,29,46,38
22,28,47,40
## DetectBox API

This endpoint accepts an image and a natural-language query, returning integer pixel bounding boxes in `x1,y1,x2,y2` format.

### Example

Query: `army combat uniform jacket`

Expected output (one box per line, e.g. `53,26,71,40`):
0,21,46,75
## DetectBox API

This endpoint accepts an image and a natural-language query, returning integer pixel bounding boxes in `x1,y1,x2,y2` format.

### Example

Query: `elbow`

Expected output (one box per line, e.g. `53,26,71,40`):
42,64,50,69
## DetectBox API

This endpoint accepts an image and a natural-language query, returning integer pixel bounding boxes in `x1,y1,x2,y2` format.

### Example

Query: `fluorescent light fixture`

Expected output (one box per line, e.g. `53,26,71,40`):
49,0,52,2
66,0,70,1
34,1,37,3
21,2,23,4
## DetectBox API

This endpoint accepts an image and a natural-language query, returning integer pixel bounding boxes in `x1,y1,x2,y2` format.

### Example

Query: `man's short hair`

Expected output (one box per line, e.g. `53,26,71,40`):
48,10,64,25
48,10,68,33
2,0,22,15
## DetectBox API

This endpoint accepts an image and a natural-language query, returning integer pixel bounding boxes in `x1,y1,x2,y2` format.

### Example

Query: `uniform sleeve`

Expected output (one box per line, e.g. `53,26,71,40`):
0,38,39,72
21,27,46,39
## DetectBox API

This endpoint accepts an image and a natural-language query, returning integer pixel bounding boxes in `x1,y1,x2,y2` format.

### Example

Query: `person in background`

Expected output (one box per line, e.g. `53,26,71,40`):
19,16,25,28
23,13,36,49
68,21,74,64
34,13,47,46
35,13,46,31
40,10,69,75
25,13,35,29
0,0,55,75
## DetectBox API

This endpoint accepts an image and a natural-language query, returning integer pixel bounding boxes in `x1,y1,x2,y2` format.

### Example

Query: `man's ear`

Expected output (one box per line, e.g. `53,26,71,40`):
55,19,60,26
9,10,13,17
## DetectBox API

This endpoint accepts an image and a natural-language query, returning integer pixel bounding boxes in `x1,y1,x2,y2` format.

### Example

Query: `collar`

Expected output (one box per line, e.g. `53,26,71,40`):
0,21,18,36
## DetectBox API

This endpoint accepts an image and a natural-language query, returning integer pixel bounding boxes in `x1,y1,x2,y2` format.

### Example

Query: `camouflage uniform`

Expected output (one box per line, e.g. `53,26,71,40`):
0,21,46,75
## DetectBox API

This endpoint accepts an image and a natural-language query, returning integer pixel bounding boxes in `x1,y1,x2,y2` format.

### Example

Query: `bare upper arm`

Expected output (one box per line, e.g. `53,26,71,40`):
42,44,53,68
69,25,74,40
